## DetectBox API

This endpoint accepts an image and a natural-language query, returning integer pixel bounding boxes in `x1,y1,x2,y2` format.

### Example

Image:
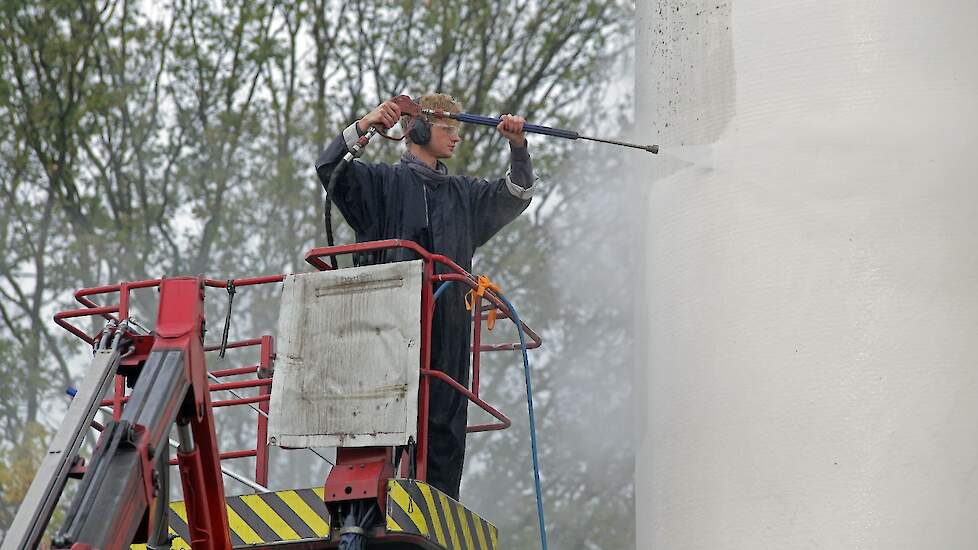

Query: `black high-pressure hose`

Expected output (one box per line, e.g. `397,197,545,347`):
321,127,380,269
337,500,378,550
322,157,348,269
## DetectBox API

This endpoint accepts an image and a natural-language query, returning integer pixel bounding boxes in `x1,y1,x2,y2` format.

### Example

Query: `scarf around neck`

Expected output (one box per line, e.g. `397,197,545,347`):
400,151,451,187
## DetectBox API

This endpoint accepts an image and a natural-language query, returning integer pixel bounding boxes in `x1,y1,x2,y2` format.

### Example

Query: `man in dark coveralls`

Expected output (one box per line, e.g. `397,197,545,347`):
315,94,536,500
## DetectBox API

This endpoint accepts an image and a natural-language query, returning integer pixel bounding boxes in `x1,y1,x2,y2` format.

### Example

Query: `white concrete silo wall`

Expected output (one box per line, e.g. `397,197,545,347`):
635,2,978,548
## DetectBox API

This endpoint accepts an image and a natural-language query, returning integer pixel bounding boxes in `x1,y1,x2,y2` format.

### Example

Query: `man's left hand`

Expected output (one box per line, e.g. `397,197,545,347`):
497,114,527,147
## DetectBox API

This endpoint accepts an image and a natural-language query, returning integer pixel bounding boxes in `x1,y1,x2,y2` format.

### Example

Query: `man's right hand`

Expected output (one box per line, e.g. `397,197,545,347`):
357,100,401,134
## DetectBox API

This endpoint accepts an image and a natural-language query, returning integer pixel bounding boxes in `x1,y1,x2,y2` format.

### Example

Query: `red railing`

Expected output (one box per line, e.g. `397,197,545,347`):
55,240,541,488
303,238,542,478
56,275,284,345
56,275,283,486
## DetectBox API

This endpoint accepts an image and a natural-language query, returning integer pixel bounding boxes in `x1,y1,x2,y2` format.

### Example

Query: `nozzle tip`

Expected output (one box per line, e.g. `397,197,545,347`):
648,144,659,154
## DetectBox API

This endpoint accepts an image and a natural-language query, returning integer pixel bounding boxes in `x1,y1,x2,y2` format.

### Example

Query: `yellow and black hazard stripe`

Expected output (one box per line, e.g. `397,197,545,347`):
130,487,330,549
385,479,497,550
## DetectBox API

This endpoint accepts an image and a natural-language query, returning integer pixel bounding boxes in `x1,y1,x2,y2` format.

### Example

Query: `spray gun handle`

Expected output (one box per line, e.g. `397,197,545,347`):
344,126,380,162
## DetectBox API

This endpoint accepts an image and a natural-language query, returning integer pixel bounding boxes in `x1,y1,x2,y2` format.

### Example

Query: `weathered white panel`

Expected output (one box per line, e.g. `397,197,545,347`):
636,1,978,548
268,261,422,448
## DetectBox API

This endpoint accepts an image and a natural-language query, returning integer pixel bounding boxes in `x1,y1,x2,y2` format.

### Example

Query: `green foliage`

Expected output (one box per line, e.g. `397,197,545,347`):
0,422,48,535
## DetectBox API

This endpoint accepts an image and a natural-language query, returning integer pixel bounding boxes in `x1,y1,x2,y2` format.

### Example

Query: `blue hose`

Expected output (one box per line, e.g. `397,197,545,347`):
434,281,548,549
433,281,454,302
497,294,548,550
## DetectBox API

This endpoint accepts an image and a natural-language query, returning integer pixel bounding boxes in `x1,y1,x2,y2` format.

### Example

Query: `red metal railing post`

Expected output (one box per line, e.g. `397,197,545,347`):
118,282,130,322
255,335,274,487
416,259,435,482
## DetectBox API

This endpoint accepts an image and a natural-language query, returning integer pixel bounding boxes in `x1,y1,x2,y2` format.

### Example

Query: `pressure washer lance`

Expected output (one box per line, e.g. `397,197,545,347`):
322,126,380,268
392,95,658,154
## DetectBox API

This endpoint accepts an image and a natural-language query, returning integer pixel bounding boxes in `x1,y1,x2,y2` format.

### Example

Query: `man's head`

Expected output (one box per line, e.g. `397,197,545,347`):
401,93,462,161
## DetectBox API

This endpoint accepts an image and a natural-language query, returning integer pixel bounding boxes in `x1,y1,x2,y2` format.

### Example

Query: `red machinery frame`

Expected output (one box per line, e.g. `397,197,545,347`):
55,276,283,491
51,240,540,547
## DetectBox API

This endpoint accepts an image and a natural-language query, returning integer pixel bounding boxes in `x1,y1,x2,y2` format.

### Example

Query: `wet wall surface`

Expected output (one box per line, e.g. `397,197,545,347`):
635,2,978,548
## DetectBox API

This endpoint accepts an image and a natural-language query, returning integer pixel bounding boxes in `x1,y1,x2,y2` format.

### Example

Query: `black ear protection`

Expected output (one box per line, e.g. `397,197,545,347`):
408,115,432,145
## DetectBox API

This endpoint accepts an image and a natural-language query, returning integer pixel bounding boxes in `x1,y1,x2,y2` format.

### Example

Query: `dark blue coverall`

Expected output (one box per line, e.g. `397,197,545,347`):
315,122,536,499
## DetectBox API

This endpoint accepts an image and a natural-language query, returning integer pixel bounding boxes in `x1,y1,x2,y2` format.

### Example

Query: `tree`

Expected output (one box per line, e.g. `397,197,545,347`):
0,421,48,536
0,0,109,450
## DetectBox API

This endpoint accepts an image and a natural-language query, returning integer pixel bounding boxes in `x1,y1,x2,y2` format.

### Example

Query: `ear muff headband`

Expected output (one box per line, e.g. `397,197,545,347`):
408,116,432,145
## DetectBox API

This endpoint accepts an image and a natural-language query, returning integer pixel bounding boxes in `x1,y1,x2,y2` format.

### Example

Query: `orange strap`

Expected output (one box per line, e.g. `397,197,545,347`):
464,275,500,330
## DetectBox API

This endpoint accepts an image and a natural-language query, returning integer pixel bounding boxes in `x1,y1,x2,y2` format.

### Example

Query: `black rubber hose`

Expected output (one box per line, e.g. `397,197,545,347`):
322,157,350,270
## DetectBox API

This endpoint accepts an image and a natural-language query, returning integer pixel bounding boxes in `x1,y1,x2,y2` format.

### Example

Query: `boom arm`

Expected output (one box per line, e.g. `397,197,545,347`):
52,278,231,550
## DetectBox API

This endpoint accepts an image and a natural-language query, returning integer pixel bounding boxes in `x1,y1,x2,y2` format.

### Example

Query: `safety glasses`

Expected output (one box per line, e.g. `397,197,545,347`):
432,123,461,137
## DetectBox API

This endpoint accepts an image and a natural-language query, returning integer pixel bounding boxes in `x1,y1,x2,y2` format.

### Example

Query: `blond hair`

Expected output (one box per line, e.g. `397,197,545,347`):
401,93,463,143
